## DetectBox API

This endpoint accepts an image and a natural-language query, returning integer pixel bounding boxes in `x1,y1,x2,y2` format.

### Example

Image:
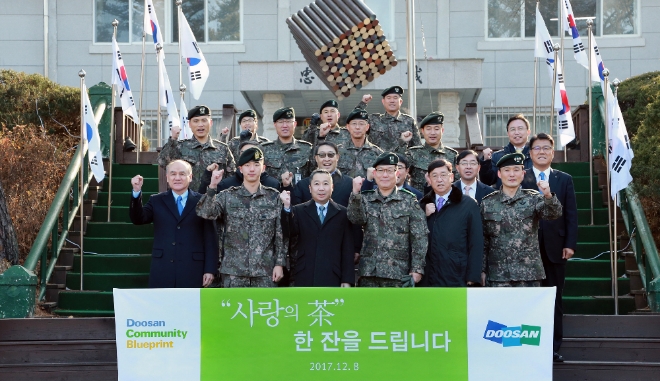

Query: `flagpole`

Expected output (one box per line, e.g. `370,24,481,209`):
587,19,594,225
137,28,146,164
612,77,621,316
107,19,118,223
602,68,616,314
559,0,568,161
78,69,86,291
533,56,538,135
157,43,163,147
550,43,560,137
177,0,182,92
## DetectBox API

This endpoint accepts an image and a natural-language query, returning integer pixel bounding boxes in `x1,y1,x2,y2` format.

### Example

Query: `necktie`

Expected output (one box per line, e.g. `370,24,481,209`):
464,186,471,196
177,195,184,215
436,198,445,211
318,205,326,224
538,172,546,193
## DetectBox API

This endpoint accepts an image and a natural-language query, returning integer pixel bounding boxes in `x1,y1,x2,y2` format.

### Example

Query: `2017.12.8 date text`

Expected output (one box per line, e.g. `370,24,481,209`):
309,362,359,371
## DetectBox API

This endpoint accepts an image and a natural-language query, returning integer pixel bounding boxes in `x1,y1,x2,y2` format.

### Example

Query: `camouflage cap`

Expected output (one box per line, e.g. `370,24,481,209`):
373,152,399,168
381,86,404,97
188,105,211,120
496,152,526,168
419,112,444,128
346,108,369,124
273,107,295,122
319,99,339,113
237,147,264,166
238,109,257,123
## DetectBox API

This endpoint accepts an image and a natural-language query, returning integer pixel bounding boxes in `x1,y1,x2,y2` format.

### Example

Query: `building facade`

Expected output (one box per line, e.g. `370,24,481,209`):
1,0,657,149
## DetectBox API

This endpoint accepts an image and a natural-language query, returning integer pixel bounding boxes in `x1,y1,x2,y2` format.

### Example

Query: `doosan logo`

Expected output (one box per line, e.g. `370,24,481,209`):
483,320,541,347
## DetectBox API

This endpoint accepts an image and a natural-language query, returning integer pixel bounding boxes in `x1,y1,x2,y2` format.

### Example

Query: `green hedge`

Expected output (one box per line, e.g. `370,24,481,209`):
0,70,80,136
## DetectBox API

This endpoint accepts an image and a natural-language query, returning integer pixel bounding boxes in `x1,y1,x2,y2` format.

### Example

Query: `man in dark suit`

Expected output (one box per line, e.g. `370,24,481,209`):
130,160,218,288
453,150,495,205
479,114,533,187
280,169,355,287
292,142,353,207
526,133,578,363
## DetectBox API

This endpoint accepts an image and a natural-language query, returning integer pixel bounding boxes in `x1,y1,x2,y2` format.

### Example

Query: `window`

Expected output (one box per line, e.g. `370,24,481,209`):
487,0,638,39
482,106,557,147
364,0,394,41
94,0,241,43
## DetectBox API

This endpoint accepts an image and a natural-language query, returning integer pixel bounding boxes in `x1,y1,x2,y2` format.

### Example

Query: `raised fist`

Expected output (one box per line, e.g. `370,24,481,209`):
425,203,435,217
366,167,375,181
537,180,552,198
310,113,322,126
221,127,229,136
319,123,332,138
352,176,364,195
482,147,493,161
206,163,219,172
209,169,224,189
281,172,293,188
280,190,291,209
171,125,181,140
362,94,372,104
400,131,413,143
131,175,144,192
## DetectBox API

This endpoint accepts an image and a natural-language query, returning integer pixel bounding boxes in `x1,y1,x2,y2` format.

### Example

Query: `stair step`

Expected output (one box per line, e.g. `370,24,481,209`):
561,338,660,362
564,315,660,338
553,361,660,381
563,296,636,315
578,209,609,225
571,175,600,193
0,339,117,365
110,163,159,178
105,177,159,193
55,291,115,312
65,273,150,291
566,259,625,278
85,222,154,238
97,192,157,207
92,206,131,223
72,254,151,273
577,225,611,242
575,242,611,257
83,237,153,254
52,309,116,317
553,162,590,177
576,191,604,208
564,277,630,297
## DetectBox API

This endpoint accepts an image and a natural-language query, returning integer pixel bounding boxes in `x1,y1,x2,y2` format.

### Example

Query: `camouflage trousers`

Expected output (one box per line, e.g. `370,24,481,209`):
489,280,541,287
221,275,275,288
358,276,402,288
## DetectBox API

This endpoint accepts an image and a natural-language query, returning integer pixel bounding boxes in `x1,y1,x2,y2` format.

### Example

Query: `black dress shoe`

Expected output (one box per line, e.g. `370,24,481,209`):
553,352,565,362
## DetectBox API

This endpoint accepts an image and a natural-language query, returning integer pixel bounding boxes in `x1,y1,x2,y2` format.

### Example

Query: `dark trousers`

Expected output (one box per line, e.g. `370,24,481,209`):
540,243,566,353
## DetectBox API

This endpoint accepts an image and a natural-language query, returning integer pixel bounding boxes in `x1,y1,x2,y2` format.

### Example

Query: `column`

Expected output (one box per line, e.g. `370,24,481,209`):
261,93,285,140
438,92,460,148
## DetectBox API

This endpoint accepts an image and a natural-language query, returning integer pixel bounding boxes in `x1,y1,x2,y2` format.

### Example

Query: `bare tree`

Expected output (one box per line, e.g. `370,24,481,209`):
0,178,19,266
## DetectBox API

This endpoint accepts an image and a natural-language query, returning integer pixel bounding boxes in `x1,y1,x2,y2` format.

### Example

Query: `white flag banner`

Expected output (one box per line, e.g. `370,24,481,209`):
144,0,164,55
179,11,209,100
561,0,589,69
535,5,575,147
82,84,106,183
111,36,140,123
179,97,192,141
608,97,634,200
158,52,181,134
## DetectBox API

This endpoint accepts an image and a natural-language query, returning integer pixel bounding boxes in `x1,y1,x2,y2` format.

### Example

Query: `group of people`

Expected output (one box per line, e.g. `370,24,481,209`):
130,85,577,361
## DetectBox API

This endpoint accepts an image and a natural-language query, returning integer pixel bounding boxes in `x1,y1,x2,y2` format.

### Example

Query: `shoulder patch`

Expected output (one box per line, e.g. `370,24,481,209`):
522,189,541,195
261,141,275,146
399,188,416,198
228,186,242,191
360,189,376,194
409,145,423,150
482,191,499,200
297,139,313,146
446,146,458,154
212,138,229,147
261,185,280,194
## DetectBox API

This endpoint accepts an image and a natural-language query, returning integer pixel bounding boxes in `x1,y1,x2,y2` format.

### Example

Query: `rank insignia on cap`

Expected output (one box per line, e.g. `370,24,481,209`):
254,150,262,161
496,152,526,168
200,107,206,114
390,155,396,164
514,156,522,164
285,111,292,118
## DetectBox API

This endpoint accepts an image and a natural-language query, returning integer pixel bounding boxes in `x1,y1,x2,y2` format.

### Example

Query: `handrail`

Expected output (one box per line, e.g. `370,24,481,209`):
619,186,660,312
24,103,103,301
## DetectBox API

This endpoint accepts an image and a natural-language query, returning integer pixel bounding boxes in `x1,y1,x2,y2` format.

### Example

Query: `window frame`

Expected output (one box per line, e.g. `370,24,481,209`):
483,0,642,42
93,0,244,45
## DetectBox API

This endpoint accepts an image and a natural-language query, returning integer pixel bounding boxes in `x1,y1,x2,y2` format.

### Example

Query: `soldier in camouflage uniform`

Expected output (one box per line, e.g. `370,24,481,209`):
336,108,384,179
355,86,422,152
347,152,428,287
220,110,270,160
302,99,352,150
406,112,459,192
196,147,286,288
481,153,562,287
158,105,236,192
261,107,314,188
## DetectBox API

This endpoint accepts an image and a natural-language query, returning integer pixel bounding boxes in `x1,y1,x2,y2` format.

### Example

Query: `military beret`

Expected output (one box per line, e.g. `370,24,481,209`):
496,152,526,168
419,112,444,128
237,147,264,166
381,86,404,97
373,152,399,168
188,105,211,120
346,108,369,124
238,109,257,123
319,99,339,113
273,107,295,122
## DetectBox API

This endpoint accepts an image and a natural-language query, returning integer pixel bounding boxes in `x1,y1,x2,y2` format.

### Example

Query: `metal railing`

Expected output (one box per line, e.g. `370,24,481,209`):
482,106,556,147
619,187,660,312
23,146,92,301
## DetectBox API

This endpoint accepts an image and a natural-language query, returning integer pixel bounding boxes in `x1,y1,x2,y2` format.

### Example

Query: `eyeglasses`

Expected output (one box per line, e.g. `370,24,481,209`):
531,146,553,152
240,118,256,123
430,173,451,180
508,126,528,132
276,120,295,126
316,152,337,158
458,161,479,167
349,121,368,127
375,168,396,175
